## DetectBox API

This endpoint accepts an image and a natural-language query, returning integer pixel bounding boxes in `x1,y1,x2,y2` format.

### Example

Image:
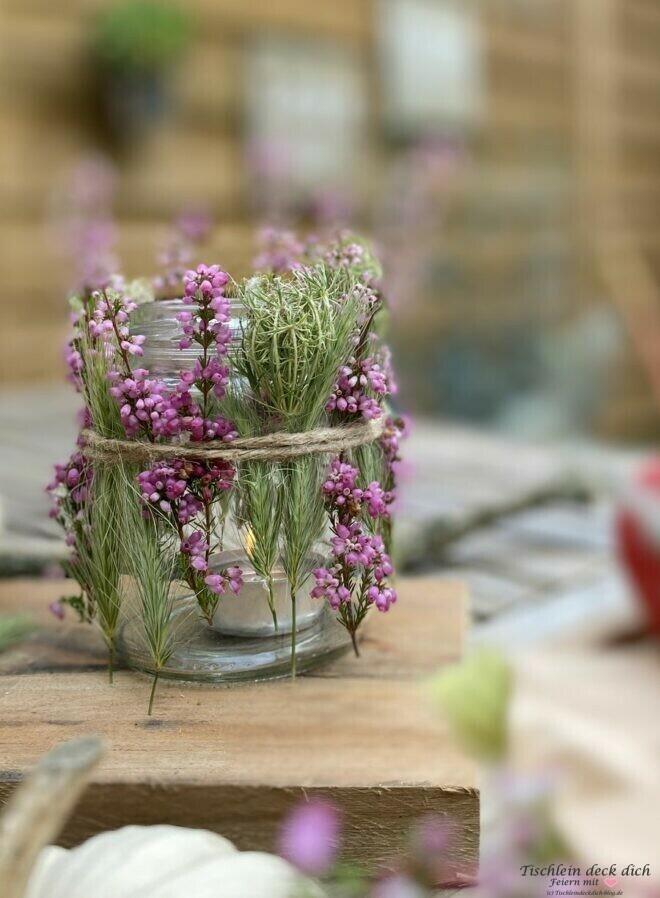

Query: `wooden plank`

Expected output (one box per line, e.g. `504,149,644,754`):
0,110,88,220
624,0,660,36
0,113,243,221
0,18,239,122
173,40,240,122
488,21,567,70
487,94,570,135
117,130,243,218
0,578,478,874
0,577,468,680
0,221,255,296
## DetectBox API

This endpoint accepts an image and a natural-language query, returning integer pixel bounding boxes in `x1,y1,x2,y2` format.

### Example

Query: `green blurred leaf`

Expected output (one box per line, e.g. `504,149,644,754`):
430,651,512,761
0,615,35,653
94,1,193,72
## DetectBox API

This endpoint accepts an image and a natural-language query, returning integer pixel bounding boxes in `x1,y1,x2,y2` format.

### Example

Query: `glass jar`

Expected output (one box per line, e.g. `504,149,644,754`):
117,298,350,682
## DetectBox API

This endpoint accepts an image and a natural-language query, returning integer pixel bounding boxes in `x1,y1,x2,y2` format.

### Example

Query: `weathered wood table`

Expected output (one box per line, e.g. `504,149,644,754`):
0,577,478,878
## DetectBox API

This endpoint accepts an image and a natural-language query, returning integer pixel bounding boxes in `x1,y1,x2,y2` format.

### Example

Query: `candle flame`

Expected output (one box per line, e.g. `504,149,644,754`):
243,525,256,560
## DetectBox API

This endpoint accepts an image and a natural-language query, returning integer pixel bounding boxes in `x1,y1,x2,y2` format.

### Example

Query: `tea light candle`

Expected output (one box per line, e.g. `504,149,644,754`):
209,549,323,637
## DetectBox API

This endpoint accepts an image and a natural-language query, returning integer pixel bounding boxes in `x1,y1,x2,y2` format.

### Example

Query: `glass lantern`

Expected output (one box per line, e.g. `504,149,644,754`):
117,298,352,682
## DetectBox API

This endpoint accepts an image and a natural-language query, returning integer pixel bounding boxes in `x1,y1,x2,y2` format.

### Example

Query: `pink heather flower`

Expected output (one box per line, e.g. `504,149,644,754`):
46,449,94,557
108,369,169,438
176,310,194,349
137,461,187,514
180,530,209,572
177,304,230,353
115,371,237,445
322,458,391,522
322,459,362,508
204,566,243,596
194,357,229,398
64,343,83,388
47,450,93,512
137,459,234,523
154,209,213,291
177,493,204,524
89,289,145,357
362,358,388,394
378,342,398,397
200,416,237,442
380,415,407,463
177,208,212,243
49,600,66,620
324,240,365,270
325,356,390,421
362,480,391,518
278,799,341,876
367,583,397,611
331,522,378,567
177,264,233,403
311,566,351,610
253,227,305,273
184,263,229,297
188,459,236,503
349,280,379,308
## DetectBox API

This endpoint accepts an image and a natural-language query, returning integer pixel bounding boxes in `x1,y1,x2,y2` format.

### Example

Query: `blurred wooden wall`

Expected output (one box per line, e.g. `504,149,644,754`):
0,0,373,384
0,0,659,439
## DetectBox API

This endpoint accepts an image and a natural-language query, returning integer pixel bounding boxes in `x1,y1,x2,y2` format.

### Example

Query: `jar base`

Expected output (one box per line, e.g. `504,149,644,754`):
118,597,352,683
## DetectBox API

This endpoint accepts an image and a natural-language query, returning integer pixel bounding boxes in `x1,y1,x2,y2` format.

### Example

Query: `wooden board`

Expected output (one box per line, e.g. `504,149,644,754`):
0,577,478,877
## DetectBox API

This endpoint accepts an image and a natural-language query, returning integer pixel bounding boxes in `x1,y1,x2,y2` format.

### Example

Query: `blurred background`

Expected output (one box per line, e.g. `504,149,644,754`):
0,1,658,883
1,0,659,443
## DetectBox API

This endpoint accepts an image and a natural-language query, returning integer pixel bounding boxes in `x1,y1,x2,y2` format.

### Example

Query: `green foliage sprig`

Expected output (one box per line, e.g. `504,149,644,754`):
236,266,362,432
59,327,126,680
233,264,367,673
0,616,34,654
115,467,177,714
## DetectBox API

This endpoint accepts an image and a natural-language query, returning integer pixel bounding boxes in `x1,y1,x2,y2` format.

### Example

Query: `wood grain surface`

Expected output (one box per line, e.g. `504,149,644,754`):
0,577,478,875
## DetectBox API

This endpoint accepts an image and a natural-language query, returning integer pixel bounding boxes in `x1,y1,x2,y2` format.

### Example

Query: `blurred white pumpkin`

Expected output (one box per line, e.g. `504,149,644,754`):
25,824,325,898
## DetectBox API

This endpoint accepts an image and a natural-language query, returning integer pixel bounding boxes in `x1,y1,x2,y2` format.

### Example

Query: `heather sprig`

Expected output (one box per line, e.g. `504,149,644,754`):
49,330,127,678
312,456,397,653
128,264,240,624
48,454,126,681
136,455,239,624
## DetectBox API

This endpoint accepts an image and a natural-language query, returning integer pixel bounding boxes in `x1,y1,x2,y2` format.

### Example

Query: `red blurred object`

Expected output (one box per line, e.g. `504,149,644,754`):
616,458,660,635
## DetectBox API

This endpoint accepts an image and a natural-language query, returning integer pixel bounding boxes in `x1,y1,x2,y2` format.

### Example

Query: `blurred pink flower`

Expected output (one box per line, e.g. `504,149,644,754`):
371,873,425,898
48,600,65,621
278,798,341,876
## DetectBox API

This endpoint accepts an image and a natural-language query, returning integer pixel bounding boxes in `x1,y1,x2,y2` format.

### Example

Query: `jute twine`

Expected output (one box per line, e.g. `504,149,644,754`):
81,417,385,464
